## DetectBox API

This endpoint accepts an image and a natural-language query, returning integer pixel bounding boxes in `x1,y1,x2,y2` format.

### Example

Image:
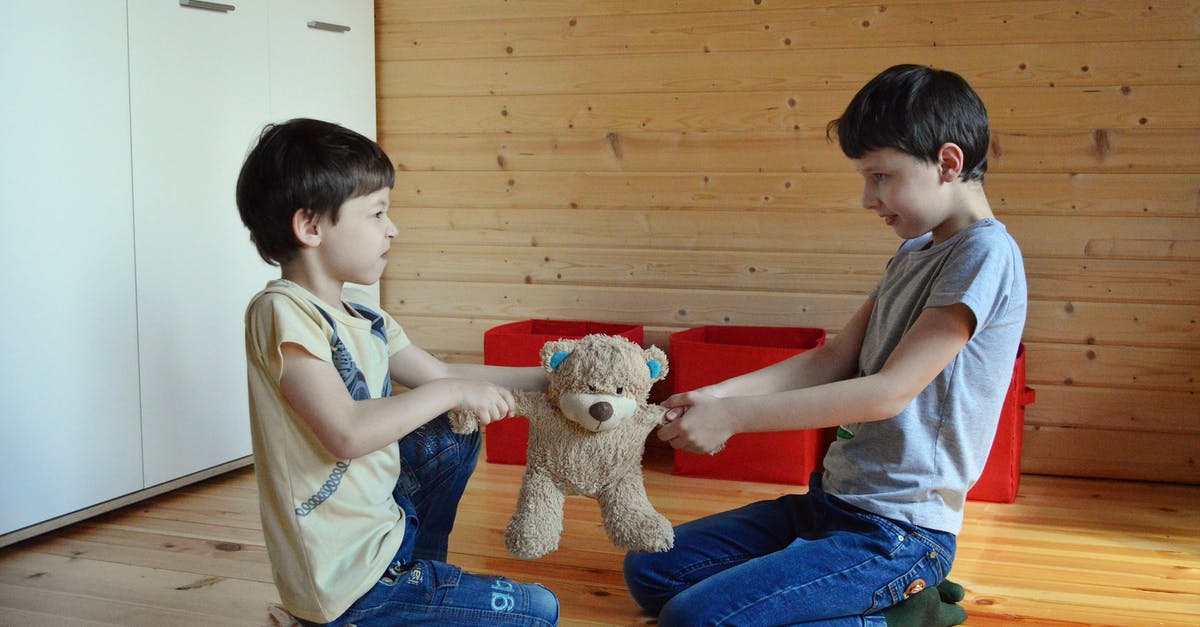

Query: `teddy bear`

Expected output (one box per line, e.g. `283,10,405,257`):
449,333,675,560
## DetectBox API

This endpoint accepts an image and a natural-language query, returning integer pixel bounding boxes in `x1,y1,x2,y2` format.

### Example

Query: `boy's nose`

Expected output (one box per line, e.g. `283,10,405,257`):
861,189,878,210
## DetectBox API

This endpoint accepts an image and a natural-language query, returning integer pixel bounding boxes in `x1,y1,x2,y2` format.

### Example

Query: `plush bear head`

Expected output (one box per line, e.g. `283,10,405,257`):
539,334,668,433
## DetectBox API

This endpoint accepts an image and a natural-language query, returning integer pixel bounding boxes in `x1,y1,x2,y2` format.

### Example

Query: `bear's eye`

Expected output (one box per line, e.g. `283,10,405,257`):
616,387,624,394
588,385,597,392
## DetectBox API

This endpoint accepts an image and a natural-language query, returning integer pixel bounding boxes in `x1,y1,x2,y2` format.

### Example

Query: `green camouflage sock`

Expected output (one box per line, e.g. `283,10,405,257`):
936,579,966,604
882,585,968,627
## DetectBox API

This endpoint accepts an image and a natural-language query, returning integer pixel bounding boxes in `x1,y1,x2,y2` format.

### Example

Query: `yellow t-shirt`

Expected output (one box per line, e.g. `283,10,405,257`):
244,279,411,622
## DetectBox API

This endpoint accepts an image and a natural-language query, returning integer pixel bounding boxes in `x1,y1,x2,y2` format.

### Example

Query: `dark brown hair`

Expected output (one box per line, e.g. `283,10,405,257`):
827,64,990,182
236,118,394,265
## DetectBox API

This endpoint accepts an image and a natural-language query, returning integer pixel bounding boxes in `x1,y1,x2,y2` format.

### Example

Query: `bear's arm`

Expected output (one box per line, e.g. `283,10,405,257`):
512,390,550,425
639,403,670,427
449,390,546,434
447,408,479,435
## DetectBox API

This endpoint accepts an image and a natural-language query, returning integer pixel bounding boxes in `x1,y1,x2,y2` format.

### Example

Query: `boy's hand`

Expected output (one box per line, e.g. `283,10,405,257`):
452,379,517,426
658,392,735,455
661,384,724,422
661,393,690,422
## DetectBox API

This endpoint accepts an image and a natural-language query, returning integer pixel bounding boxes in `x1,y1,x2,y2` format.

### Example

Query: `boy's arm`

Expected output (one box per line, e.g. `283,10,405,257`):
712,297,873,397
658,302,974,455
662,297,872,419
443,363,548,392
388,343,547,392
280,343,514,459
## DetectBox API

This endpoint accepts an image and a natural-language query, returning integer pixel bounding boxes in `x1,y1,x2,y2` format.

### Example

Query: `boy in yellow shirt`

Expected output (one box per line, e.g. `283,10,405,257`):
237,118,559,626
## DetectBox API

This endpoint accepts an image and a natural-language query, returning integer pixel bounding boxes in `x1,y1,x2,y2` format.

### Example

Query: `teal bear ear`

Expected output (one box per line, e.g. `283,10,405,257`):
647,359,662,380
549,351,569,370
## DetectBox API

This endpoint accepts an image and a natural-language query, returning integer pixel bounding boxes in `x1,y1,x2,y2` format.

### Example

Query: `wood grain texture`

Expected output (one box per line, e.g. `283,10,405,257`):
1,457,1196,625
388,171,1199,217
377,40,1199,97
376,0,1200,484
381,85,1200,134
383,129,1200,173
379,1,1198,59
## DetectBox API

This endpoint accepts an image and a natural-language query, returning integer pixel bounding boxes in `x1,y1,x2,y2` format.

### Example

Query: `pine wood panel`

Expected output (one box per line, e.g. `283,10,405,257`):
386,248,1200,349
1029,385,1199,433
379,1,1198,60
387,244,1200,304
3,459,1197,625
378,41,1199,98
390,208,1200,261
1021,425,1200,482
377,0,1200,484
384,128,1200,174
389,171,1199,217
385,0,962,24
381,85,1199,135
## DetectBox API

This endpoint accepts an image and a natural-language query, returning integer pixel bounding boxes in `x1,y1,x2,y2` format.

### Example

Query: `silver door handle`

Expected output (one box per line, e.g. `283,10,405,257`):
307,21,351,33
179,0,236,13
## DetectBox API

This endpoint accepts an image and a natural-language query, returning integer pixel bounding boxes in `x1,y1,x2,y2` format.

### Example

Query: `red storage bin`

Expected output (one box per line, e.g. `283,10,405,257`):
669,326,831,485
482,319,644,464
967,343,1035,503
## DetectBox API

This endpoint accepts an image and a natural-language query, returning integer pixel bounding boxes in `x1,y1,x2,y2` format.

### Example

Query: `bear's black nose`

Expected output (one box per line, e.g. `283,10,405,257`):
589,402,613,422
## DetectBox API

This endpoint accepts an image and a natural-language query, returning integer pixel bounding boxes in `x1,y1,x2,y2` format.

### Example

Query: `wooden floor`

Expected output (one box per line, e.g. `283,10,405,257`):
2,446,1197,626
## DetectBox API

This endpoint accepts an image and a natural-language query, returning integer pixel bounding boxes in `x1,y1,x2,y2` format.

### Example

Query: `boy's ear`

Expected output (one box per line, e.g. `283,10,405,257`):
937,143,964,182
291,208,321,247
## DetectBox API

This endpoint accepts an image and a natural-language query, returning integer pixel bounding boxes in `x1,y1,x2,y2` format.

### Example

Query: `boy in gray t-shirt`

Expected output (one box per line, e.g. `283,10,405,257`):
823,217,1027,535
626,65,1027,627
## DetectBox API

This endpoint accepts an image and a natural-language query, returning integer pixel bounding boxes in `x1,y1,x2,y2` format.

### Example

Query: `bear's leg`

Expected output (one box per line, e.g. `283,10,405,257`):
597,474,674,554
505,466,566,560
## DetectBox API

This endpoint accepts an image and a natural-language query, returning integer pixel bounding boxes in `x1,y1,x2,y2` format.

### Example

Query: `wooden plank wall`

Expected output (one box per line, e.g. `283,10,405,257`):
374,1,1200,484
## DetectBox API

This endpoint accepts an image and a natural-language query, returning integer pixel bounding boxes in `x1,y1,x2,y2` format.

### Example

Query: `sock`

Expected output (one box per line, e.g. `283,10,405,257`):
882,585,968,627
936,579,966,604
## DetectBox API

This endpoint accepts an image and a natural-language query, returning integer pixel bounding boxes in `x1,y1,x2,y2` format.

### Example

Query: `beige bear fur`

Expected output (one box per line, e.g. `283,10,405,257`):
450,334,675,560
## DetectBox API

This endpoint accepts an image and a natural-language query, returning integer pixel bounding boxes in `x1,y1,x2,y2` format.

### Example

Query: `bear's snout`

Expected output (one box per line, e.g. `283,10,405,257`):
558,392,637,432
589,401,613,422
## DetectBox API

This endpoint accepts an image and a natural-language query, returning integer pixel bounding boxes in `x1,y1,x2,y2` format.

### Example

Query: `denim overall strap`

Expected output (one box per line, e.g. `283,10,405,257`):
295,303,561,626
311,302,392,400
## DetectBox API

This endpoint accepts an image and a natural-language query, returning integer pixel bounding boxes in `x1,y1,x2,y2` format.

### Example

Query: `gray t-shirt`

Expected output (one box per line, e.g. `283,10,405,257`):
822,218,1027,535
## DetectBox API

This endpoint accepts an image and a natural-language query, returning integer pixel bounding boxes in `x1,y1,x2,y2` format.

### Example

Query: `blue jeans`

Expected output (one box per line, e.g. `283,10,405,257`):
623,474,955,627
300,414,559,626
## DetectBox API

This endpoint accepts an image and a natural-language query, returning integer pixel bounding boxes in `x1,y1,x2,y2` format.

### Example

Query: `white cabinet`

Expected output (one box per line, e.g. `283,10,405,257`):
269,0,376,136
268,0,380,305
1,0,376,543
128,0,276,487
0,0,144,537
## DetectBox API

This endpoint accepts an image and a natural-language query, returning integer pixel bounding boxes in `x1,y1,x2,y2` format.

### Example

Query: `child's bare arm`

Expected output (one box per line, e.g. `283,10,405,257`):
387,344,547,392
279,343,514,459
659,302,975,455
443,363,548,392
662,298,873,421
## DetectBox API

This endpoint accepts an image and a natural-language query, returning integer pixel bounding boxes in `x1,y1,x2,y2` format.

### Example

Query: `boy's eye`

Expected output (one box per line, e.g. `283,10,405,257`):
872,173,888,182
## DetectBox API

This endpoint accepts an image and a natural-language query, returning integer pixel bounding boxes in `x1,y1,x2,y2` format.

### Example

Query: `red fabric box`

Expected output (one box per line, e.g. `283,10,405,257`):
967,343,1035,503
669,326,831,484
482,319,644,464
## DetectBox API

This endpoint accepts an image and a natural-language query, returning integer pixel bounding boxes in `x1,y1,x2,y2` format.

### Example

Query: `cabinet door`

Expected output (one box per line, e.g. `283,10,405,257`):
268,0,381,305
269,0,376,136
0,1,143,535
129,0,275,486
